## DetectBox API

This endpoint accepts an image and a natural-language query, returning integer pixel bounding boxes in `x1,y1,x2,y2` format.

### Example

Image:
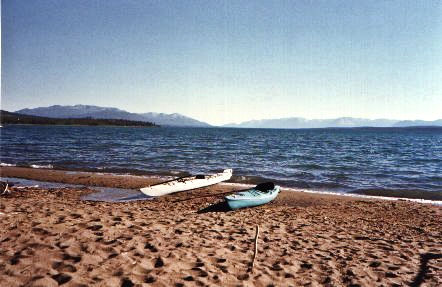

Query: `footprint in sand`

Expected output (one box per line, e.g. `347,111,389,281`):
121,277,134,287
52,261,77,273
70,213,82,219
9,252,21,265
271,263,284,271
183,275,194,281
86,224,103,231
388,265,400,271
369,261,381,268
217,264,228,273
62,253,82,263
113,268,124,276
154,256,164,268
107,253,118,259
104,239,117,245
55,215,66,224
32,227,51,236
237,273,250,280
385,271,398,278
144,275,156,283
51,273,72,285
300,262,313,269
191,267,209,277
144,242,158,252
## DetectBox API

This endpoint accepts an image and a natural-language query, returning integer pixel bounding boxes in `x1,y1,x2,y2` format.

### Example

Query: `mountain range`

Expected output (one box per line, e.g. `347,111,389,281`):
16,105,211,127
15,105,442,128
224,117,442,128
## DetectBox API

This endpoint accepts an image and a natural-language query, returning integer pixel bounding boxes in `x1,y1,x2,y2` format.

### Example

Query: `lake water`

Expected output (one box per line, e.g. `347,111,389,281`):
1,125,441,195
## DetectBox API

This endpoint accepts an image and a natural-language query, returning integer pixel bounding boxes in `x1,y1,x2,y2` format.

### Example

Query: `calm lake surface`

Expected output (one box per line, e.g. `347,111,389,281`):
1,125,441,194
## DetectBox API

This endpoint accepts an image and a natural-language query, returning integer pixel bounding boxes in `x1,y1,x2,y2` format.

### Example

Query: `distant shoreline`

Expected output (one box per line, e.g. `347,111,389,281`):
3,123,442,130
218,125,442,130
1,123,158,128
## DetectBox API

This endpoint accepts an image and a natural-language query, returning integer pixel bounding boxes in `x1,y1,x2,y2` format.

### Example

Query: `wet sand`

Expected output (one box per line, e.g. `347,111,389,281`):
0,167,441,286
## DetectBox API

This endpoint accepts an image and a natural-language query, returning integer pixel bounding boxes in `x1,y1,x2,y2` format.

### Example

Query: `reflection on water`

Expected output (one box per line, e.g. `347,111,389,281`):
82,187,152,202
0,177,152,202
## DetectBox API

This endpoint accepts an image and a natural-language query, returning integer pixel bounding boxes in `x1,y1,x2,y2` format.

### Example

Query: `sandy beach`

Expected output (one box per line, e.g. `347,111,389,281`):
1,167,441,286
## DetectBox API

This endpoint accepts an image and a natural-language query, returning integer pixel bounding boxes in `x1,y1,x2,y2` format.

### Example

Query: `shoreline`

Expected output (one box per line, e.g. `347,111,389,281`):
0,167,356,204
1,166,441,205
0,167,441,286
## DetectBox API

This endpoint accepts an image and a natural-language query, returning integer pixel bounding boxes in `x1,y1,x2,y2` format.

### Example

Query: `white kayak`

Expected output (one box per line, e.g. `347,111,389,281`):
140,169,233,197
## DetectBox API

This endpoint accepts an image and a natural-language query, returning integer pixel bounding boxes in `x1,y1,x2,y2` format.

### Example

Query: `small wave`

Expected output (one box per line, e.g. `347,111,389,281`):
230,175,275,185
351,188,442,201
30,164,54,169
0,163,16,167
289,163,324,170
281,187,442,206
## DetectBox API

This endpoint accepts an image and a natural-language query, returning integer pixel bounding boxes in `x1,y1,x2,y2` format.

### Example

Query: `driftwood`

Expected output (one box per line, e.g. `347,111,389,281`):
250,225,260,272
1,182,10,195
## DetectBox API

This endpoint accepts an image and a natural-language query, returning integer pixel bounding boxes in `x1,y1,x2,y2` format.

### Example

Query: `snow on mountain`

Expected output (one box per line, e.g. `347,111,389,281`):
16,105,211,127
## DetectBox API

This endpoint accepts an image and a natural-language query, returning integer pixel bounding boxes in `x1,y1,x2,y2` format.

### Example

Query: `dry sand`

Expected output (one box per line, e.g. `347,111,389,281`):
0,167,441,286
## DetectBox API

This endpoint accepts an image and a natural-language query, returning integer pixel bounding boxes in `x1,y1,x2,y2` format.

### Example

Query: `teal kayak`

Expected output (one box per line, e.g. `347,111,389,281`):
225,182,280,210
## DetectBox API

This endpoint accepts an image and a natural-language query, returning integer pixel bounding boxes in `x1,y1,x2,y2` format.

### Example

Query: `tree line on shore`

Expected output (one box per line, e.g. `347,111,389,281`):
0,110,157,127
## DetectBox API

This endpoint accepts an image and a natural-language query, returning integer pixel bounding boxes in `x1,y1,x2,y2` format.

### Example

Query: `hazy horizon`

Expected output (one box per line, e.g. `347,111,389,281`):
2,1,441,125
8,103,442,127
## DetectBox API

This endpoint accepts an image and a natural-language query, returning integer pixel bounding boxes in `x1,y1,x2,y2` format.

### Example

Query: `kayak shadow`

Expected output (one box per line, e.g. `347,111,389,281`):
197,201,231,213
172,190,233,203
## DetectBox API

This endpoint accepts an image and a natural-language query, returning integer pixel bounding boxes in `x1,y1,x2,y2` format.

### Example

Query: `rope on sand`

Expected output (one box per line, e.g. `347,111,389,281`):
251,225,259,272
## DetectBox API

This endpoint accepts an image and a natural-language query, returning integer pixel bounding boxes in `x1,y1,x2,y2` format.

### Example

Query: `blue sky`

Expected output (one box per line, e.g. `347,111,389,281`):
2,0,441,125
